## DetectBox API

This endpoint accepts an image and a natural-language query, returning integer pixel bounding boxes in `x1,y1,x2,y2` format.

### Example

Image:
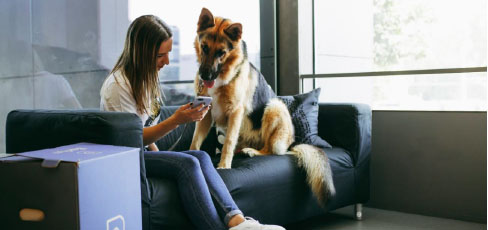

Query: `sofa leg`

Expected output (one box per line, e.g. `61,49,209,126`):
354,203,363,220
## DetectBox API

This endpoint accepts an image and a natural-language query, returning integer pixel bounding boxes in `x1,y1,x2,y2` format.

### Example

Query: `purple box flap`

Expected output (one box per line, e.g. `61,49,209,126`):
16,143,139,163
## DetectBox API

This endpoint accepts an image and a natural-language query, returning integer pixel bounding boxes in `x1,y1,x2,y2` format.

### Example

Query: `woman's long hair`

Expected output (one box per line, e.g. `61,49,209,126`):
112,15,172,115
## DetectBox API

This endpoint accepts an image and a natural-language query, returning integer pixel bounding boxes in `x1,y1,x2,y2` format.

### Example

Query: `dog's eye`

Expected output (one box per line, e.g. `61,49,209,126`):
216,50,226,58
202,44,209,54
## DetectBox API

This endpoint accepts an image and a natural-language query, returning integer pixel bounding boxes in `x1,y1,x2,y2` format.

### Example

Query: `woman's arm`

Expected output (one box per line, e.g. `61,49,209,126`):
142,115,180,145
147,143,159,151
142,103,210,146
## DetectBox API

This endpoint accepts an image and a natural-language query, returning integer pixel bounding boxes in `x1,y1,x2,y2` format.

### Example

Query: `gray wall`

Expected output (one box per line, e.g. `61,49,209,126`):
0,0,129,153
369,111,487,223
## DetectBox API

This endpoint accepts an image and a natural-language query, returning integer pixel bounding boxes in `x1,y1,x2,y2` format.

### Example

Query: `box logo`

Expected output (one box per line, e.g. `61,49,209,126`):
106,215,125,230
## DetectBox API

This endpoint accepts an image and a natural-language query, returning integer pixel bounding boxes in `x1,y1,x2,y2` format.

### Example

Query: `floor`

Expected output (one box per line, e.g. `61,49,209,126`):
285,206,486,230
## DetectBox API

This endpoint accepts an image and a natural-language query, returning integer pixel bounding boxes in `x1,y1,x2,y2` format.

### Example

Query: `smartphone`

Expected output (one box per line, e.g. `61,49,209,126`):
191,96,212,110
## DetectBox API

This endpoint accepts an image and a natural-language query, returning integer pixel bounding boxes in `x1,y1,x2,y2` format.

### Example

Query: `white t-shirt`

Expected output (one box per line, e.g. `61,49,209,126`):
100,70,158,127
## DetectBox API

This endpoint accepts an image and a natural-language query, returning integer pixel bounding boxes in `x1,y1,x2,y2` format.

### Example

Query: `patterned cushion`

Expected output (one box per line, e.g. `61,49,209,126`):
278,88,332,148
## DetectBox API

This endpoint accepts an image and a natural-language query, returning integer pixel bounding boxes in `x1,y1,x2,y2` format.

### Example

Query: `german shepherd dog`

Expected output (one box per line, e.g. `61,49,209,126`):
190,8,335,205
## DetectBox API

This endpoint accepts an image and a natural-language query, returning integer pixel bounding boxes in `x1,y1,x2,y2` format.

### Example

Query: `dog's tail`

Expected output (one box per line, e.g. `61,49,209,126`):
290,144,335,206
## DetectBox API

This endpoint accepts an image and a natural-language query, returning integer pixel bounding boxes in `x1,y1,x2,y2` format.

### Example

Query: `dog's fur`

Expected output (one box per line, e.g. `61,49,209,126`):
190,8,335,205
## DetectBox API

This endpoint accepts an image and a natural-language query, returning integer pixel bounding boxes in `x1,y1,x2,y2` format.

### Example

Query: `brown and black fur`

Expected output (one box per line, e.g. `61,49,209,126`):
190,8,335,205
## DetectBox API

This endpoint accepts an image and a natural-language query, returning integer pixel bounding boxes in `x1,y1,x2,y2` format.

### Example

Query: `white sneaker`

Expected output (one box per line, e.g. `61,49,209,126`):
229,217,286,230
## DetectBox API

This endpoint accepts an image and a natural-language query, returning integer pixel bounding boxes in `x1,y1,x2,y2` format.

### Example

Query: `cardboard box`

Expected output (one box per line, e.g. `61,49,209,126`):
0,143,142,230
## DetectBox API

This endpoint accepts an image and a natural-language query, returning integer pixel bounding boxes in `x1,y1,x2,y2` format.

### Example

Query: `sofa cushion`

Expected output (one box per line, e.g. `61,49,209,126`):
224,147,359,217
278,88,332,148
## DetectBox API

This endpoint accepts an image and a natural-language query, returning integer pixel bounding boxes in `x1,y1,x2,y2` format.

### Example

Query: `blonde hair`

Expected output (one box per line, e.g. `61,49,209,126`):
112,15,172,115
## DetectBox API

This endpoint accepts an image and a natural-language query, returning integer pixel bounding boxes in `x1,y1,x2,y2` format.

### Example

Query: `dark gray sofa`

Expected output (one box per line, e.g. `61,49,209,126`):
5,103,371,230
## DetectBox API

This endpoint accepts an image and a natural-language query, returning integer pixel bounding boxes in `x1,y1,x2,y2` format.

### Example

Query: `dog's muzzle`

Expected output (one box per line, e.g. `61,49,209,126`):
199,65,219,88
199,66,212,81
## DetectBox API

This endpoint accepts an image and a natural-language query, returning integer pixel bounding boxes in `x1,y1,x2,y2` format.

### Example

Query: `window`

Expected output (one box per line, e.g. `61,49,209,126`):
129,0,261,105
302,0,487,111
0,1,261,153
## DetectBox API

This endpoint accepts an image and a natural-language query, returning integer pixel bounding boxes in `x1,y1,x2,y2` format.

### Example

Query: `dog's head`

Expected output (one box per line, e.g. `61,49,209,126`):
194,8,243,88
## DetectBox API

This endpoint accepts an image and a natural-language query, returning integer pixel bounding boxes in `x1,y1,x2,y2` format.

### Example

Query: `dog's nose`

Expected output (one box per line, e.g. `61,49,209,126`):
199,66,211,80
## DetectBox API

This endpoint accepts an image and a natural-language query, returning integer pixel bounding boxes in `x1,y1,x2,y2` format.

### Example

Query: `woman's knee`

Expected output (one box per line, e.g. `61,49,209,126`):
178,154,201,171
184,150,211,162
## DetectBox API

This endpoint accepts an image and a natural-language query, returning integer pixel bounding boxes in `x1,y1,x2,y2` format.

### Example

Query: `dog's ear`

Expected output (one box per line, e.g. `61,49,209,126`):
224,23,242,41
198,8,215,32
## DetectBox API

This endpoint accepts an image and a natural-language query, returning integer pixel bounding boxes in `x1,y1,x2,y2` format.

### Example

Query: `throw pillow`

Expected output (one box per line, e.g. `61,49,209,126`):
278,88,332,148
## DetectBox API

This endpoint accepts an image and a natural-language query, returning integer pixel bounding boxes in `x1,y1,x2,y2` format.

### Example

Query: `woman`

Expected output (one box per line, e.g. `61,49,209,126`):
100,15,284,230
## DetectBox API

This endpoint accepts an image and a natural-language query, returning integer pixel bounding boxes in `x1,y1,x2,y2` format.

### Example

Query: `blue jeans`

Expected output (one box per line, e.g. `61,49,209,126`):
144,150,242,230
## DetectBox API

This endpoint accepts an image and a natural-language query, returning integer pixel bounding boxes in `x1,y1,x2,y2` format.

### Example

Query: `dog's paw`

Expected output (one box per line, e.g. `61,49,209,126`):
217,162,232,169
241,148,259,157
217,158,233,169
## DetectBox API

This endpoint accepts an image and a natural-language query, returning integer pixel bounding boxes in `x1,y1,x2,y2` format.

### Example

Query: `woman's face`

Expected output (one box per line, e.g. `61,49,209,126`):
156,38,173,71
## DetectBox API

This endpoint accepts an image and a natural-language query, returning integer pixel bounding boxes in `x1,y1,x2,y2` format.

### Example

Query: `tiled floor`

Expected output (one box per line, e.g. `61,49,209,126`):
285,207,486,230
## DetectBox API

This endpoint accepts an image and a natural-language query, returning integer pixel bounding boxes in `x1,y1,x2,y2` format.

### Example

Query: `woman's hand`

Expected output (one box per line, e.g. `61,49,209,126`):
169,102,211,125
143,103,210,146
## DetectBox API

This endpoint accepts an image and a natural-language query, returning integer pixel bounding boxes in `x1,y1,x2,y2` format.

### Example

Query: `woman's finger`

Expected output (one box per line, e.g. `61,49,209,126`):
190,104,204,112
197,105,210,114
202,105,211,111
181,103,192,110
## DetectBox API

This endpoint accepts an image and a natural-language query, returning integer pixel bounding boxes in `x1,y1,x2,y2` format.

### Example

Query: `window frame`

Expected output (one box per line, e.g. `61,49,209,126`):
299,0,487,112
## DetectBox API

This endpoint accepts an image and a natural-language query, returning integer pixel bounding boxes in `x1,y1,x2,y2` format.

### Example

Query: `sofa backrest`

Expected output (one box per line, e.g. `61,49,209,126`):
156,106,195,151
156,106,219,155
158,103,372,166
5,109,150,204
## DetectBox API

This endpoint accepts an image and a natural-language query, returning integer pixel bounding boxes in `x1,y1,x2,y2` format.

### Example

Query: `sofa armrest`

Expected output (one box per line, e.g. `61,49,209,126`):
6,110,143,152
317,103,372,166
